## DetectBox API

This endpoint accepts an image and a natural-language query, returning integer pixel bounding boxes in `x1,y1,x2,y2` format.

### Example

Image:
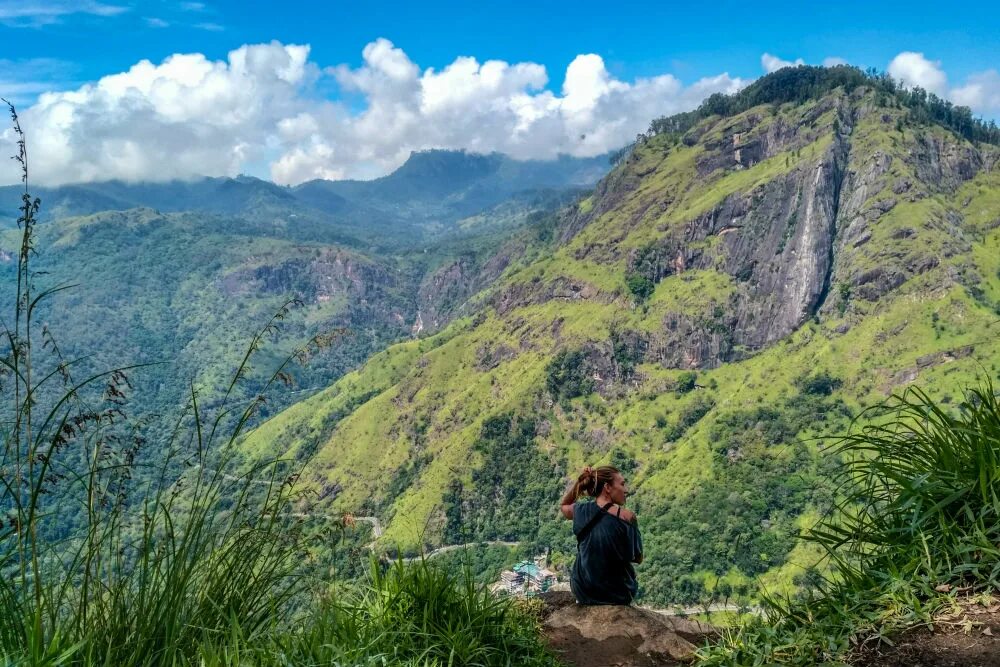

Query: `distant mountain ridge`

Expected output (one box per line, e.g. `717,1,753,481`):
296,150,607,214
0,150,609,244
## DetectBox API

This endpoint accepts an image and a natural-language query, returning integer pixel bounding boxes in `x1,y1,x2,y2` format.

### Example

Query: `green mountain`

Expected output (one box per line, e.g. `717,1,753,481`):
295,150,606,223
0,151,605,435
242,67,1000,604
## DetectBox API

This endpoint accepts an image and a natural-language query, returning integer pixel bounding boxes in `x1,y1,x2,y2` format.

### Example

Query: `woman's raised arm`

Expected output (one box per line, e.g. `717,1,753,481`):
560,466,595,519
560,478,578,519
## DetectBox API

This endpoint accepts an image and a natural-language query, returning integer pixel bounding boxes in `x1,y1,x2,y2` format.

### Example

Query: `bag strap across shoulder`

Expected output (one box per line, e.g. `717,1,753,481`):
576,501,614,543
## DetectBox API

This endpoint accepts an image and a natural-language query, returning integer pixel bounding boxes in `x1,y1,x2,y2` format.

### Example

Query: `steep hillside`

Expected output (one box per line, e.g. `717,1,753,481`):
244,69,1000,605
0,208,416,428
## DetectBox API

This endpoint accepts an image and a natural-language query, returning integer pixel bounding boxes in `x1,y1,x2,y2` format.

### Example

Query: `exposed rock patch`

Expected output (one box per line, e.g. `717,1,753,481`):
883,345,975,391
219,248,392,303
417,243,521,331
493,277,608,315
850,594,1000,667
539,591,717,667
474,342,517,371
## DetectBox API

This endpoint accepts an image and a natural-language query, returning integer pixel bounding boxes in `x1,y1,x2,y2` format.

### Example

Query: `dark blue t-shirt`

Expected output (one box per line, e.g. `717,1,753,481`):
570,500,643,605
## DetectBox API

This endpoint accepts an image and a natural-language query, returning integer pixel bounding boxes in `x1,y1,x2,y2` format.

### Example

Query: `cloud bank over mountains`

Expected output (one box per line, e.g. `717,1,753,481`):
272,40,746,184
5,39,744,186
3,41,998,186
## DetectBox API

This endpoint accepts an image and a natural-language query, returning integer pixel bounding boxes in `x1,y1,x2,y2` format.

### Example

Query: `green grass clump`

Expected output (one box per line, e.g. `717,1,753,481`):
0,100,310,666
817,384,1000,582
269,560,557,667
698,382,1000,665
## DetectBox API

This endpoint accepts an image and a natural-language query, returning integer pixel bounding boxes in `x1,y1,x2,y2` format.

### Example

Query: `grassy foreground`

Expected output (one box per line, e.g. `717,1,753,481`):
698,382,1000,665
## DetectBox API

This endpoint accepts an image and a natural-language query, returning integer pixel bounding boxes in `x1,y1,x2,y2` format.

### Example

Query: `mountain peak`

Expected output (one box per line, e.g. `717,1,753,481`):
647,65,1000,145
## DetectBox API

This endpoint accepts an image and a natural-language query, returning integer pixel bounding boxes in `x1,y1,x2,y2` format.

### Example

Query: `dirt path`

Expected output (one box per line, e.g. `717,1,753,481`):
850,595,1000,667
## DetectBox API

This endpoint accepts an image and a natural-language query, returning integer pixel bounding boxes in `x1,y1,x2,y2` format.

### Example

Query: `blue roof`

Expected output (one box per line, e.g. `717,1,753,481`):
513,561,541,577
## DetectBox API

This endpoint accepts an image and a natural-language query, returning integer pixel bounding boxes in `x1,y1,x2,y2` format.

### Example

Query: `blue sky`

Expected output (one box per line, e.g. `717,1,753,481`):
4,0,998,95
0,0,997,185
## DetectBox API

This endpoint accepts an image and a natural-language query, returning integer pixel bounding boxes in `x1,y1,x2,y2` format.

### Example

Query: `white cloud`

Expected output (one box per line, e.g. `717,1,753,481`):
951,70,1000,114
3,42,314,185
761,53,805,73
885,52,999,115
0,1,127,27
180,1,206,10
272,39,745,184
194,21,223,31
1,39,746,186
887,51,948,95
822,57,848,67
5,40,997,188
145,17,169,28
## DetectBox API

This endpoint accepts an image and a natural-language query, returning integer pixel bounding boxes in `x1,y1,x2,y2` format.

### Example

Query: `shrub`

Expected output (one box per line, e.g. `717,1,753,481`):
675,370,698,394
813,383,1000,581
545,349,594,401
795,370,842,396
274,559,558,666
664,395,715,442
625,273,655,302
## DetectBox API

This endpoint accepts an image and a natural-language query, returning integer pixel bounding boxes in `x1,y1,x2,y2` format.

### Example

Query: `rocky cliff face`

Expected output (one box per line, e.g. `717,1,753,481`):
416,242,523,330
518,88,997,370
220,248,401,305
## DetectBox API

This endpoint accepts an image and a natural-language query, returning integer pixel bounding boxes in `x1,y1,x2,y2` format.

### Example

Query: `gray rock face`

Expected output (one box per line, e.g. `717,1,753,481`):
417,240,522,330
822,123,986,312
620,133,848,366
589,93,994,369
220,248,398,304
539,591,717,666
719,140,844,348
479,90,997,371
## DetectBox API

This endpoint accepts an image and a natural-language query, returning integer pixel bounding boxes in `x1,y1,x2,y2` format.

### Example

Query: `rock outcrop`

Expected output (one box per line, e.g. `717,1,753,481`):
539,592,717,667
417,242,521,330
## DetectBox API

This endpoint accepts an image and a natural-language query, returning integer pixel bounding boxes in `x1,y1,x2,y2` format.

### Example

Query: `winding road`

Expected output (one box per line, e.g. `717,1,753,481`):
400,541,522,563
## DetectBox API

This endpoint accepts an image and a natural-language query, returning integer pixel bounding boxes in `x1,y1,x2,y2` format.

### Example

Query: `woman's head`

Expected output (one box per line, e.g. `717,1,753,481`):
575,465,627,504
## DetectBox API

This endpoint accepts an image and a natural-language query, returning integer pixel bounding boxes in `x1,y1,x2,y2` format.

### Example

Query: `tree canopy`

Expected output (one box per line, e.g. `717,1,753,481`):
648,65,1000,146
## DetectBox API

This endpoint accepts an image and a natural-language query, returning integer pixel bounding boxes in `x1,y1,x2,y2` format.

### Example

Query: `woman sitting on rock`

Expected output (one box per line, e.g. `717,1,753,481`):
560,465,643,605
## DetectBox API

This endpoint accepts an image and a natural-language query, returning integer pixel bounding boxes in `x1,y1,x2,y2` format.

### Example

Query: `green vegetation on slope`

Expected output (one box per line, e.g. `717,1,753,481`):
646,64,1000,145
0,131,555,666
244,76,1000,608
